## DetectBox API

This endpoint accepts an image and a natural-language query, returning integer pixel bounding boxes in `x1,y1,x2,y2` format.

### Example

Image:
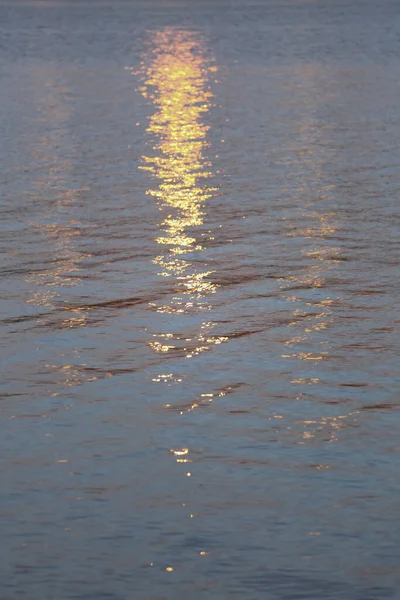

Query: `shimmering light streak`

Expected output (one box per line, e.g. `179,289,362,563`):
135,28,225,370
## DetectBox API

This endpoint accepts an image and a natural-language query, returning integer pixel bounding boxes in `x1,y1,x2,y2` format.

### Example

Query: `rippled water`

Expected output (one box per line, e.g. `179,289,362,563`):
1,1,400,598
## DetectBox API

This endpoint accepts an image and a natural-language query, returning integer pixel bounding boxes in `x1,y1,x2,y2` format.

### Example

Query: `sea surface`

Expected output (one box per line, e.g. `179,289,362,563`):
1,1,400,598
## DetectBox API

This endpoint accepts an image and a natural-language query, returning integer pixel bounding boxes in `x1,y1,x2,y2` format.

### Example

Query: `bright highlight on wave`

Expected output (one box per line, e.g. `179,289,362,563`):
136,28,226,368
139,27,218,304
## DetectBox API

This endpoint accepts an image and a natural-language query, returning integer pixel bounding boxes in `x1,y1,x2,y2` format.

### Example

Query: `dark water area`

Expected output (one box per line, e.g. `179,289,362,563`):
1,0,400,598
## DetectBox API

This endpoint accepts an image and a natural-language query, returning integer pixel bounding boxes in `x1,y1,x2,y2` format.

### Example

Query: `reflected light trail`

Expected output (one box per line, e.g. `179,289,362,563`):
25,70,91,389
136,28,226,370
134,30,223,537
26,73,88,330
278,65,357,444
280,66,340,365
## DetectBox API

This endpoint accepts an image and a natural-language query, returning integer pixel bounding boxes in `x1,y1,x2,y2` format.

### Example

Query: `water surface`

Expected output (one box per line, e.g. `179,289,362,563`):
1,1,400,598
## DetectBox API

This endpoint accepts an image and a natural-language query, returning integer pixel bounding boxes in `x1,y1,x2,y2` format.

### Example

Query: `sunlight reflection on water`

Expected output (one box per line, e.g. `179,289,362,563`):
133,29,228,407
1,1,400,598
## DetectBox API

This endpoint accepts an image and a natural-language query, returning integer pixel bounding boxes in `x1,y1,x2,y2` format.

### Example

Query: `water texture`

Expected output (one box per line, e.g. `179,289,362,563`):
1,1,400,598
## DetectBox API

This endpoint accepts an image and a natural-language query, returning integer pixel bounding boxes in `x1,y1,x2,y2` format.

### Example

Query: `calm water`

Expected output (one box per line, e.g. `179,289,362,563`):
1,1,400,598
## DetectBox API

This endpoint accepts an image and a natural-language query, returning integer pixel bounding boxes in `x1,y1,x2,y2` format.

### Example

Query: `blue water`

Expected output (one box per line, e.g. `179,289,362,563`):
1,1,400,598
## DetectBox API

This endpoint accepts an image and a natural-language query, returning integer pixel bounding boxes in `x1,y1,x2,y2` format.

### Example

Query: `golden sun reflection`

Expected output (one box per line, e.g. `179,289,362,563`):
135,28,224,375
295,411,360,444
135,31,223,540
